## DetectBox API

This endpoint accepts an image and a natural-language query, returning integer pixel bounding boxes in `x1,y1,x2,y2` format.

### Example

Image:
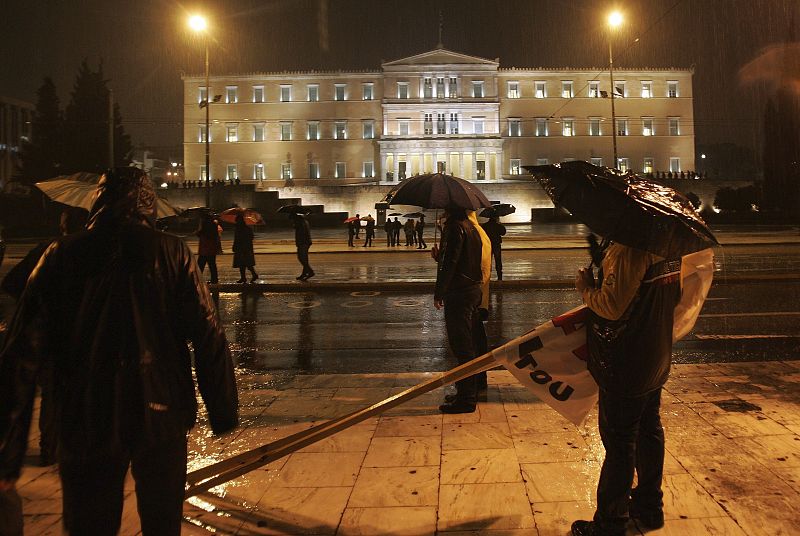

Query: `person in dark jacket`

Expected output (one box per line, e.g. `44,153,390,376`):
290,212,315,280
384,218,393,246
571,241,681,536
196,214,223,284
353,214,361,239
232,213,258,283
416,215,427,249
347,219,356,247
392,217,402,246
481,215,507,280
0,167,239,536
432,207,484,414
362,215,375,247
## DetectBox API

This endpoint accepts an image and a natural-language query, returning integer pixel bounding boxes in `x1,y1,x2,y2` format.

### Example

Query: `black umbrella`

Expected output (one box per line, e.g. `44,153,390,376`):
480,203,516,218
383,173,491,210
523,161,718,259
402,212,425,218
277,204,311,214
387,212,403,216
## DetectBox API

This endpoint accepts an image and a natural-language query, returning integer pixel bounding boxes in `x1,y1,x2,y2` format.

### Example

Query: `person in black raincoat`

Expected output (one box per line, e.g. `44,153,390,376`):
290,212,315,281
571,241,681,536
232,212,259,283
0,167,239,536
480,214,506,280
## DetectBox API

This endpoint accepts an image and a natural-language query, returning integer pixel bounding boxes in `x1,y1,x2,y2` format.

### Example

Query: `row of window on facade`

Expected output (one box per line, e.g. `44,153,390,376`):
197,116,682,143
198,79,680,104
508,157,683,176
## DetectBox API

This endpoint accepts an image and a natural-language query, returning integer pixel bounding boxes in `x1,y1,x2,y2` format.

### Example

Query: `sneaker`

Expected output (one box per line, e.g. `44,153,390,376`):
629,504,664,529
439,401,476,414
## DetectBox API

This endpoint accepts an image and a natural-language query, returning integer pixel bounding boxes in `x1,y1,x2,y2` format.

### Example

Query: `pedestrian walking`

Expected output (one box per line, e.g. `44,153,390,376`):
0,167,238,536
481,215,507,280
384,218,393,246
392,217,402,246
416,214,427,249
362,215,375,247
196,213,223,284
353,214,361,239
233,213,259,283
571,241,681,536
290,212,315,280
347,219,356,247
431,207,485,414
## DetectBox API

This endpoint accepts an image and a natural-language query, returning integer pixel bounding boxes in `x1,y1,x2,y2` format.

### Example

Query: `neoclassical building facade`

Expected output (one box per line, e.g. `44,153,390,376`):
183,48,695,185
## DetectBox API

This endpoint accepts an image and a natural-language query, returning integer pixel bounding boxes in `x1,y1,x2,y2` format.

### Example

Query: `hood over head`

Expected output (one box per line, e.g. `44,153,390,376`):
87,167,157,229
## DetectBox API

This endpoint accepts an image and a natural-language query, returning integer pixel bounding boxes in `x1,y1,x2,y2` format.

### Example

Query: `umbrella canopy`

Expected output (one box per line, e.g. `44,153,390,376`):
383,173,491,210
219,207,264,225
480,203,516,218
36,173,179,220
277,204,311,214
523,161,718,259
343,216,359,223
387,212,403,216
403,212,425,218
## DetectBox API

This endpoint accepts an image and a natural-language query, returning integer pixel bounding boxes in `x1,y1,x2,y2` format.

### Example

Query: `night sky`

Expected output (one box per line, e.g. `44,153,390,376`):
2,0,798,159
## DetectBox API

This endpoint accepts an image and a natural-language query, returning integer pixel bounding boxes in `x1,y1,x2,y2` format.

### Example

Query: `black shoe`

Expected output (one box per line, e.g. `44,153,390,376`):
296,275,306,281
629,504,664,529
235,279,246,284
304,271,315,280
250,274,259,283
439,401,476,414
570,520,625,536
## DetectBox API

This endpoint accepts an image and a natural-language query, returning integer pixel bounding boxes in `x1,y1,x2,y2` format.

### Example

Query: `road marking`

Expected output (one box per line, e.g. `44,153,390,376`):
392,299,426,307
699,312,800,318
341,300,372,308
694,334,796,340
351,291,380,297
287,300,322,309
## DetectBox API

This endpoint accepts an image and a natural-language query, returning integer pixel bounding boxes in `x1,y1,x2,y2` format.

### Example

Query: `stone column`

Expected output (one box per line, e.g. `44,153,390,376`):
459,152,464,177
393,155,400,182
495,151,503,181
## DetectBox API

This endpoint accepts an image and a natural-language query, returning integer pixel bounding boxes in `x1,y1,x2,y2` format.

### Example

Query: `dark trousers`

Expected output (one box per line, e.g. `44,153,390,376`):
60,439,187,536
444,285,482,404
416,230,426,248
197,255,219,283
594,388,665,534
38,364,57,463
348,233,355,247
491,247,503,280
297,244,313,276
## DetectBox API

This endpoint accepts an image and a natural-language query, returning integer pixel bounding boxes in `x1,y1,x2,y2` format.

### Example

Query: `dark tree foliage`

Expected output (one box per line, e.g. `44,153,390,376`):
62,60,131,174
714,185,761,212
19,77,63,183
762,89,800,212
696,143,757,180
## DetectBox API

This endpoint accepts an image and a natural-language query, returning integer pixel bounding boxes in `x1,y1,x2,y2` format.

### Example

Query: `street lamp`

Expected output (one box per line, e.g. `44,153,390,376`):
189,14,211,207
607,11,623,168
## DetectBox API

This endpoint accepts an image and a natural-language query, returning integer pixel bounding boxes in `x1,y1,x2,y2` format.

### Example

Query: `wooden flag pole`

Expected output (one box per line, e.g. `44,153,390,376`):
185,351,497,498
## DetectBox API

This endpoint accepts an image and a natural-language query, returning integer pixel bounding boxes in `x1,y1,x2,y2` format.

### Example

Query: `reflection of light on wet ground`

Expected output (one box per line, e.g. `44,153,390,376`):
340,300,372,308
350,290,380,296
286,300,322,308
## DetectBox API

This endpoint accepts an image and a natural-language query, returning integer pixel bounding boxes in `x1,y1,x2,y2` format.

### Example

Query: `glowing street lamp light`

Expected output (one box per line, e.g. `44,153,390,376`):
607,11,623,168
189,14,211,207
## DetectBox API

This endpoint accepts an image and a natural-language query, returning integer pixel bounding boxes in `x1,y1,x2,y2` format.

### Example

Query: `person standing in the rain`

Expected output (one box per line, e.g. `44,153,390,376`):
353,214,361,239
290,212,315,280
432,207,485,414
384,218,393,246
392,217,402,247
404,219,415,246
196,213,223,284
570,241,680,536
0,167,238,536
233,212,259,283
481,214,507,280
362,214,375,247
347,219,356,247
416,214,427,249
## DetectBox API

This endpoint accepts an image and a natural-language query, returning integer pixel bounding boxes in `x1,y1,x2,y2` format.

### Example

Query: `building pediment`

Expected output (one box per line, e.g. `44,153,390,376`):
382,48,499,70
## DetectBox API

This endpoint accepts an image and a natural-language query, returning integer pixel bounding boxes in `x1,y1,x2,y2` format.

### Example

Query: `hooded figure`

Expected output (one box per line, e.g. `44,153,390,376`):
0,167,238,535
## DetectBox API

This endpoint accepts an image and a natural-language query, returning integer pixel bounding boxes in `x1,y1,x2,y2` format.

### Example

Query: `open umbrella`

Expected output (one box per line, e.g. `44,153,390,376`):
278,204,311,215
523,161,718,259
387,212,403,216
382,173,491,210
480,203,516,218
35,172,179,219
219,207,264,225
402,212,425,218
343,216,360,223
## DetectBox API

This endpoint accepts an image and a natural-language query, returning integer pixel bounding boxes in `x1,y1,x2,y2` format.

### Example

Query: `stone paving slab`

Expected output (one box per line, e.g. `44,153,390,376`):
14,361,800,535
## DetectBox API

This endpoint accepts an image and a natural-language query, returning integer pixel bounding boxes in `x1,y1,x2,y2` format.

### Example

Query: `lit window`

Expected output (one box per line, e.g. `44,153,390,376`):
198,86,208,104
335,162,346,178
616,118,629,136
335,84,346,101
308,163,319,179
363,161,374,178
588,81,600,98
535,81,546,98
591,157,603,166
254,163,265,180
198,124,207,143
535,118,548,137
667,81,679,98
449,77,458,97
507,81,520,98
424,113,433,135
437,113,446,134
335,121,347,140
670,157,681,172
614,81,626,98
226,123,238,142
280,85,292,102
536,158,549,165
561,81,573,98
562,119,574,137
436,77,445,98
510,159,521,175
508,119,521,137
253,123,265,142
399,119,410,136
589,118,601,136
199,165,207,181
397,82,409,99
472,117,484,135
641,81,653,98
642,118,654,136
226,86,238,103
669,117,680,136
472,81,484,98
307,85,319,102
423,77,433,98
280,122,292,141
253,86,264,103
307,121,319,140
362,83,374,100
362,120,374,139
618,158,630,172
449,113,459,134
281,163,292,180
226,164,238,181
643,157,654,174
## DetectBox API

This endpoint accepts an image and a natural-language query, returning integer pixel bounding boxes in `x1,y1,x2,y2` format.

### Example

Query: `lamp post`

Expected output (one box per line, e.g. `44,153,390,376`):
608,11,623,169
189,14,211,208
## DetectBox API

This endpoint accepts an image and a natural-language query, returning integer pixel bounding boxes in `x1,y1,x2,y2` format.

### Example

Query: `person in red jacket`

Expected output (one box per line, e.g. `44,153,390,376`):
196,213,223,284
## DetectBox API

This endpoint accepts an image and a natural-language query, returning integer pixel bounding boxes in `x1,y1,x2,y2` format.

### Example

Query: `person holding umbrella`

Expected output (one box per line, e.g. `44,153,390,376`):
290,212,315,281
415,214,427,249
196,213,222,284
233,212,259,284
362,215,375,247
